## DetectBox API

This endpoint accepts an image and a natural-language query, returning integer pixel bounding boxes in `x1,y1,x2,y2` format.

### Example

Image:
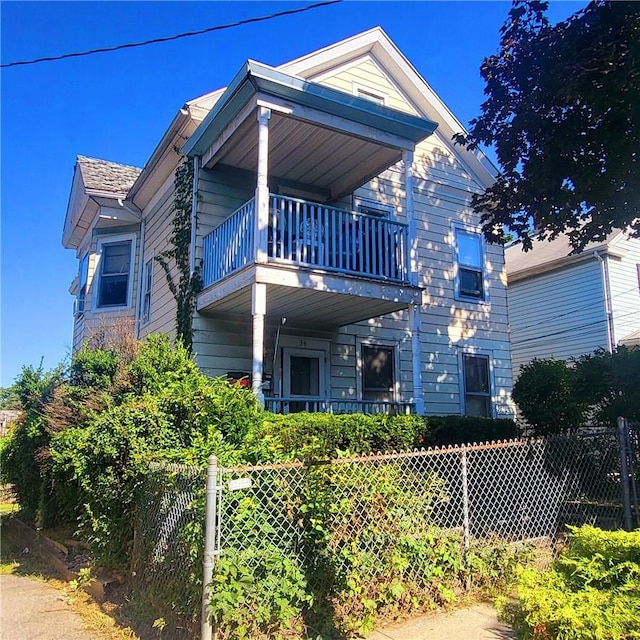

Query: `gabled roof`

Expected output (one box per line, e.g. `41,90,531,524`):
76,155,142,197
506,230,627,282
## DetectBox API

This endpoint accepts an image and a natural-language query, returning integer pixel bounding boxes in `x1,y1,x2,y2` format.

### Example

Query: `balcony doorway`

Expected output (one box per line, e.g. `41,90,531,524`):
282,347,327,413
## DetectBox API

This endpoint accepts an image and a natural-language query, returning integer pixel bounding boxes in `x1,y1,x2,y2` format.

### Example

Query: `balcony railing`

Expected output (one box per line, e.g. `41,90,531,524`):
201,194,409,288
264,397,415,415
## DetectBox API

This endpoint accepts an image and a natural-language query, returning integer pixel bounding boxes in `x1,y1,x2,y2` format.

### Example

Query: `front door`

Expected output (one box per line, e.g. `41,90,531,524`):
282,347,326,413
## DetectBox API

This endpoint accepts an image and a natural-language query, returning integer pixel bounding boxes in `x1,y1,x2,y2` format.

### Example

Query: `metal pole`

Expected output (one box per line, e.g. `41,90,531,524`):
461,448,470,551
617,418,632,532
202,455,218,640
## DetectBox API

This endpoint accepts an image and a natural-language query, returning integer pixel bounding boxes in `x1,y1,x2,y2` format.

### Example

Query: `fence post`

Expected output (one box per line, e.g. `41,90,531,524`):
202,455,219,640
461,448,470,551
617,418,632,532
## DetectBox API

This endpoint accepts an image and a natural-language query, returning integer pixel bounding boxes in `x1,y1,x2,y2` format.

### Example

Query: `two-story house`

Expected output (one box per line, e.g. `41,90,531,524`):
506,232,640,375
62,28,514,417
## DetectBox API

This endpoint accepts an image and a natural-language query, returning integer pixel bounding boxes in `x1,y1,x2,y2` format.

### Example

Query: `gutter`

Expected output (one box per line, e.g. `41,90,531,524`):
593,250,615,351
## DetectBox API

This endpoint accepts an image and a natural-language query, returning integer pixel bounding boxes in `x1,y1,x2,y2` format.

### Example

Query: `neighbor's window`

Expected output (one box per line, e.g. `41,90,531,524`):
462,353,492,417
362,344,395,402
455,228,484,300
140,258,153,325
76,253,89,315
97,239,133,308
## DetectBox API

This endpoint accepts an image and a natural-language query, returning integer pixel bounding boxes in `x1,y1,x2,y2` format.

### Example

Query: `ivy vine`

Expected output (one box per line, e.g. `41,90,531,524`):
156,156,202,353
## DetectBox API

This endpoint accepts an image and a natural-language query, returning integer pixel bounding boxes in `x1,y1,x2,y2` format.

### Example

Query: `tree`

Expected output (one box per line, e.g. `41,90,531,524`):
456,1,640,251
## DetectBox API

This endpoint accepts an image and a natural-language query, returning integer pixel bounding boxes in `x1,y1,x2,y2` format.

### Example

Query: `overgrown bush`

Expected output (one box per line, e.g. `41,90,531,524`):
501,525,640,639
422,415,519,446
513,347,640,435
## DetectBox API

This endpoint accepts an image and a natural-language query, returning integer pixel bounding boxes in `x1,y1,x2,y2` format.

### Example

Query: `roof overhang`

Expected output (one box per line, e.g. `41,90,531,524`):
182,60,437,200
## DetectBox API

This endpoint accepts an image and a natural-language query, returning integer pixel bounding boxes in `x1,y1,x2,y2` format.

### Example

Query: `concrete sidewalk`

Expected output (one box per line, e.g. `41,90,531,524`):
0,574,100,640
371,602,517,640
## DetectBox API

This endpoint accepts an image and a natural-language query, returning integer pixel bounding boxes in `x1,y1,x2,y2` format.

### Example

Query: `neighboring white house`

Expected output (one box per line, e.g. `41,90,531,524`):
62,28,515,418
506,232,640,375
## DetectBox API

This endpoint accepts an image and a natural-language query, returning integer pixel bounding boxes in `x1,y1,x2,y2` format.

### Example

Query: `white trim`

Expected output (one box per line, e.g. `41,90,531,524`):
452,222,489,305
457,348,496,418
92,232,137,312
356,337,400,402
139,255,154,327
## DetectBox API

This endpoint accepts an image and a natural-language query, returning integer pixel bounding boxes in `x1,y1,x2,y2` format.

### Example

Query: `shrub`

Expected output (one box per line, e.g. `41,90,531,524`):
421,415,519,446
502,525,640,640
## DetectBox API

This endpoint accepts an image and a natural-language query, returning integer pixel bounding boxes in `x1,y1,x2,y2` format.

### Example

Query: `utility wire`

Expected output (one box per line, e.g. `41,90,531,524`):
510,285,640,335
1,0,342,69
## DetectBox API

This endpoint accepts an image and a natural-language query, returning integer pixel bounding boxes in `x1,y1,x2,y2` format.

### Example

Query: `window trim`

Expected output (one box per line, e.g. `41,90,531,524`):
458,349,495,418
452,224,487,303
139,256,154,326
75,253,89,316
93,233,136,312
356,338,400,403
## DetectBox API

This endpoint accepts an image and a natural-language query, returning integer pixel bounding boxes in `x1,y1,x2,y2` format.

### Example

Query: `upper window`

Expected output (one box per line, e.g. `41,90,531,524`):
462,353,492,417
96,237,134,309
455,228,485,301
354,197,394,219
140,258,154,325
362,344,395,402
76,253,89,315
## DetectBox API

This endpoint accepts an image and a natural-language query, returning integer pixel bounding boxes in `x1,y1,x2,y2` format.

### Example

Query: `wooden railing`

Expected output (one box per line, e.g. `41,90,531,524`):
264,397,415,415
202,198,255,288
268,194,408,281
201,194,409,288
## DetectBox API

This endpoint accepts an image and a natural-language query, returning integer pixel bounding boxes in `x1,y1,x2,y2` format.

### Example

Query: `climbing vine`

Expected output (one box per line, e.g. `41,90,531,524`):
156,156,202,353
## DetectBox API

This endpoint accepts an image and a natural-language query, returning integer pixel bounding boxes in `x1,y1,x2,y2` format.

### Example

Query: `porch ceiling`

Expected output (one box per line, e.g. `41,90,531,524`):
183,60,437,201
196,264,421,329
207,111,403,201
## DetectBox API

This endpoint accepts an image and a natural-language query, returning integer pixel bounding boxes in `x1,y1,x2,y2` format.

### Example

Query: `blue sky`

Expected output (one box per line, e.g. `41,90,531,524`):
1,0,585,387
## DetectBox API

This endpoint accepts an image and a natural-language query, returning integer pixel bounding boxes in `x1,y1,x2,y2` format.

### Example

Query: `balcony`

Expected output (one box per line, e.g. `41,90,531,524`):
264,397,415,415
202,194,409,287
198,193,420,328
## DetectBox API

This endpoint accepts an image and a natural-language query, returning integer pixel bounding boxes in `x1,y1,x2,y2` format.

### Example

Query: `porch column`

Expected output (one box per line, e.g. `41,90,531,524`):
252,282,266,406
255,107,271,264
403,150,418,286
409,304,425,414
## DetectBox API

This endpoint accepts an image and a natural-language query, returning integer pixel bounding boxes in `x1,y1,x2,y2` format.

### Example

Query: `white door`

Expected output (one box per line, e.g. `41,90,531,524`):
282,347,327,413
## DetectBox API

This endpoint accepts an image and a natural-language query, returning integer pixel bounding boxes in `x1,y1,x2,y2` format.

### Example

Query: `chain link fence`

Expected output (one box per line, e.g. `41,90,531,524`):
132,425,638,637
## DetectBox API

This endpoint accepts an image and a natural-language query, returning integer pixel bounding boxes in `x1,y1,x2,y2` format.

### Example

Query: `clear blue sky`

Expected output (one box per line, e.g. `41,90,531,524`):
1,1,585,387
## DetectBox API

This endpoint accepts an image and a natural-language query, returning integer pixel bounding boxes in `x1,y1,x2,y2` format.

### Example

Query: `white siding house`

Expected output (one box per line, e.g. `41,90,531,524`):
506,232,640,375
63,28,515,419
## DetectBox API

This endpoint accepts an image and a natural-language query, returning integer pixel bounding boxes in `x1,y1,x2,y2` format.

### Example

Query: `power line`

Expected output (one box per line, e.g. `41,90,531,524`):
1,1,342,69
510,285,640,335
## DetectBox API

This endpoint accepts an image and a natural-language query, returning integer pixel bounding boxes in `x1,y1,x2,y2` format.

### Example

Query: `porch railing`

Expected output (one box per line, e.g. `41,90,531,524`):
201,194,409,288
268,194,408,281
264,397,415,415
202,198,255,288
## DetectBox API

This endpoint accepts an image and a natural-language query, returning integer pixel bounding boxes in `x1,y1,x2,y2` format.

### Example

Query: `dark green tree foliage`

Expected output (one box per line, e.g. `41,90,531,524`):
456,1,640,251
156,157,202,353
513,347,640,434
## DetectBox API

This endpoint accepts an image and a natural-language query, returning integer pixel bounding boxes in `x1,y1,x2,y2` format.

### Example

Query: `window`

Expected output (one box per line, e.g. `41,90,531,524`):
462,353,492,417
96,237,134,309
140,258,153,325
75,254,89,315
455,228,484,300
354,197,394,218
362,344,395,402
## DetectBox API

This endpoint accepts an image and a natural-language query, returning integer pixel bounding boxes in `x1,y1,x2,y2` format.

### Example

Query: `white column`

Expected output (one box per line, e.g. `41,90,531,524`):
403,150,418,286
255,107,271,264
252,282,266,406
409,303,425,414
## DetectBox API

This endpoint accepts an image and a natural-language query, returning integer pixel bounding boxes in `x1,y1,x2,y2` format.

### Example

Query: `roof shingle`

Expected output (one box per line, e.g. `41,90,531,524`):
77,155,142,196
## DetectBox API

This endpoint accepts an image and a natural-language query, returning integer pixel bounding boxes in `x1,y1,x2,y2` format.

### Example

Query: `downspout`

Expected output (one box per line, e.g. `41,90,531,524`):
190,155,200,276
118,198,145,338
594,250,615,351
